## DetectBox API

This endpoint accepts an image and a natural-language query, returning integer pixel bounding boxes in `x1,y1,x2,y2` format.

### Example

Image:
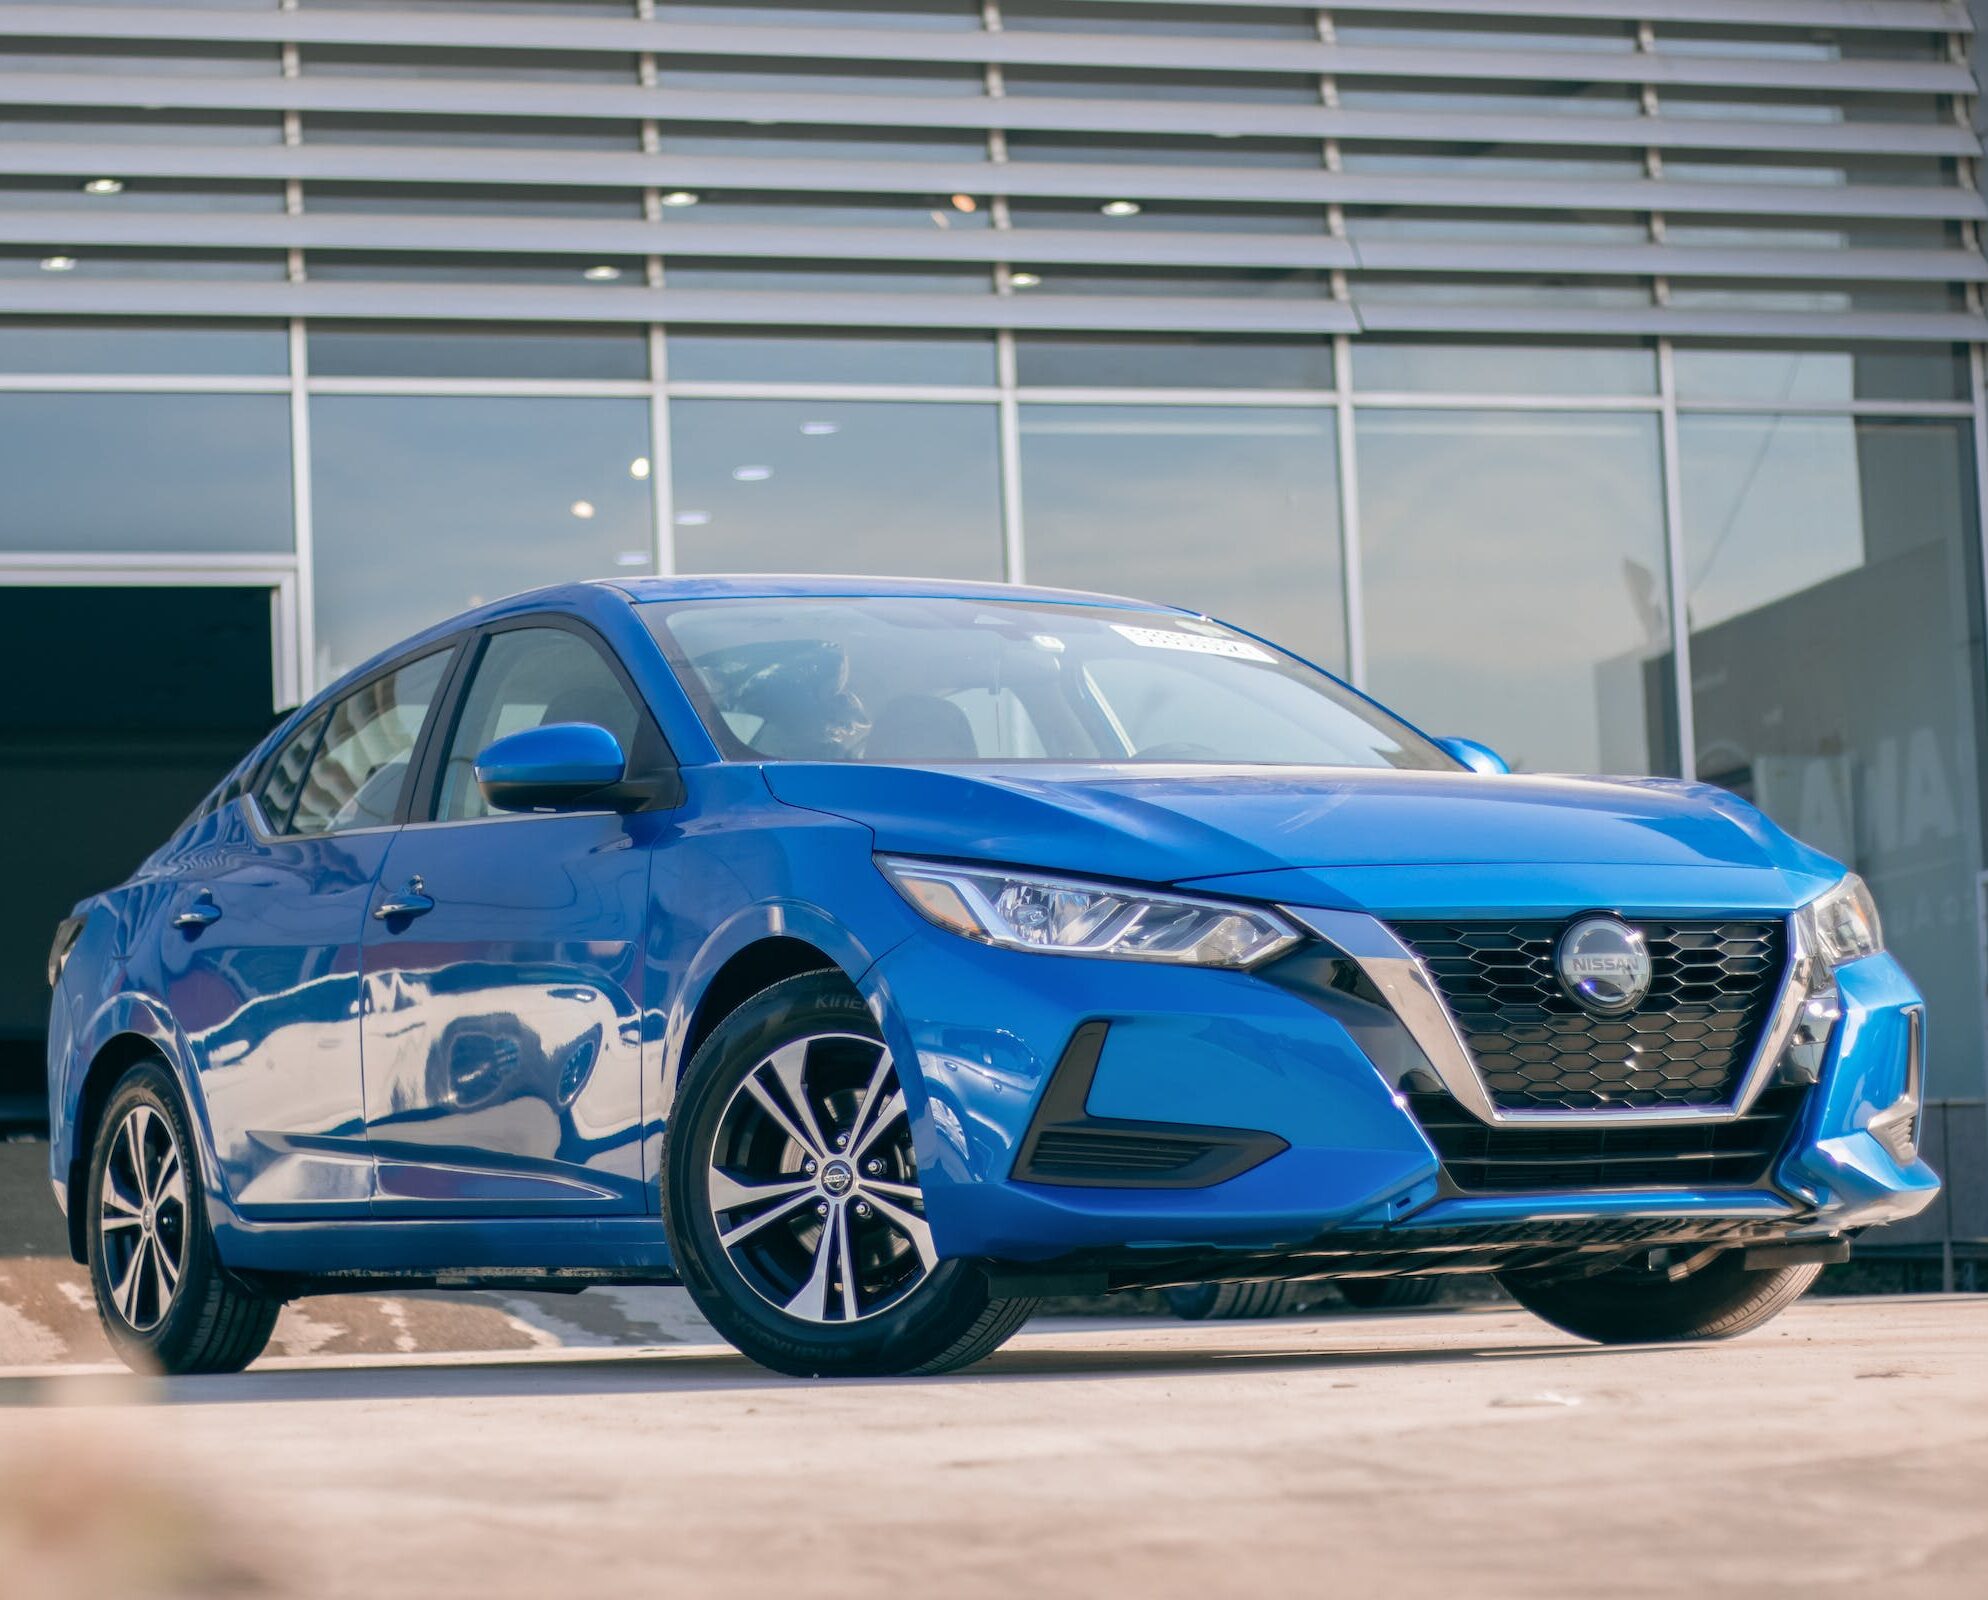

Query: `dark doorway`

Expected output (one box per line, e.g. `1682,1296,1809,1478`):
0,586,278,1123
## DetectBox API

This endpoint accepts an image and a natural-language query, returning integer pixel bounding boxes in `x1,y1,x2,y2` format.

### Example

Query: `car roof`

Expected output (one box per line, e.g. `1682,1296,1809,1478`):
602,574,1185,612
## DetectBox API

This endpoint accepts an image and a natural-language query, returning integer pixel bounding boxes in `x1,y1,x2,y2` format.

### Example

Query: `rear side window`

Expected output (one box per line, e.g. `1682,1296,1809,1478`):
254,710,327,833
289,649,452,836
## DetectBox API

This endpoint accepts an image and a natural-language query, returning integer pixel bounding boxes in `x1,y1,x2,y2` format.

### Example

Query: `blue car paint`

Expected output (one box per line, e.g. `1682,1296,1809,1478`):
46,576,1938,1285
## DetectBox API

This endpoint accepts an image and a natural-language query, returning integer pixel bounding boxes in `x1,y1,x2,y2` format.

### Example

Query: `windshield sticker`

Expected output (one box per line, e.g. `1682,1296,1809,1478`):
1111,623,1274,663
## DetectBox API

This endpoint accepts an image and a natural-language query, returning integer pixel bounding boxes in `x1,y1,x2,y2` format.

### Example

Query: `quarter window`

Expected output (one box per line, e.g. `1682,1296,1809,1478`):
253,710,326,833
289,650,452,835
435,627,643,822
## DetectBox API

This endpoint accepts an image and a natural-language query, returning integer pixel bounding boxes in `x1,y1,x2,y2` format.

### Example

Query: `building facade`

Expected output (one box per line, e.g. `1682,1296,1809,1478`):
0,0,1984,1268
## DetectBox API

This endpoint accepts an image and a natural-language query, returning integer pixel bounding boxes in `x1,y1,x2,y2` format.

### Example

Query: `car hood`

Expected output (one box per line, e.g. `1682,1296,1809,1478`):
761,763,1841,906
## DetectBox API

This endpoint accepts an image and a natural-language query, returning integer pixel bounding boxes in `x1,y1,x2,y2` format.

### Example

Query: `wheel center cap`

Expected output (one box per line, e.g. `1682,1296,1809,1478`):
819,1160,854,1198
140,1204,155,1234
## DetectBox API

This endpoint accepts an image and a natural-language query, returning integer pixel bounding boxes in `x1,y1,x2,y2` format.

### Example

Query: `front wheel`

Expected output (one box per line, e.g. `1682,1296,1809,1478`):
663,972,1035,1377
1497,1250,1821,1345
86,1061,280,1374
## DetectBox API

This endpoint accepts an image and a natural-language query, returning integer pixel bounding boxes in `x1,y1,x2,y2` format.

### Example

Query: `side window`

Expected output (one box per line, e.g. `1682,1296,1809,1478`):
290,649,452,836
254,710,327,834
435,627,644,822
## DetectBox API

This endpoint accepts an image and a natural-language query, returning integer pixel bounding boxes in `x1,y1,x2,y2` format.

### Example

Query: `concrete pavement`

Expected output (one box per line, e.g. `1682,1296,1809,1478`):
1,1296,1983,1600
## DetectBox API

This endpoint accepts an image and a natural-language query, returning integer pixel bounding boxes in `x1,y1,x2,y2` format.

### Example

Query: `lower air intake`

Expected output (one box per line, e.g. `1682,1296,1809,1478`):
1023,1128,1228,1182
1407,1087,1810,1194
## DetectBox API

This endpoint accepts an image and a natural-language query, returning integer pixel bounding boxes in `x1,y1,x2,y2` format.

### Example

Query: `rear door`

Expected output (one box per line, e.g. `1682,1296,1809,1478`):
358,617,658,1216
167,645,456,1217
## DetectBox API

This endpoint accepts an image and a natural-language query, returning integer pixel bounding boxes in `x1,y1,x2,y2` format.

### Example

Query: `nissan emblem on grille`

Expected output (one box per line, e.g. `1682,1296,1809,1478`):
1556,917,1653,1017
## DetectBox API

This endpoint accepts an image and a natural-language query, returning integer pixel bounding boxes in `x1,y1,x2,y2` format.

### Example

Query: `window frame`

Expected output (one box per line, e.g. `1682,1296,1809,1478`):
404,609,681,826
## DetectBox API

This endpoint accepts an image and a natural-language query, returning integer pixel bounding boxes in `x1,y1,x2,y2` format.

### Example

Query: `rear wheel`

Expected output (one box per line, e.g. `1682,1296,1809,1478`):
1164,1281,1296,1321
1337,1276,1442,1311
1498,1250,1821,1345
664,973,1035,1377
85,1061,279,1375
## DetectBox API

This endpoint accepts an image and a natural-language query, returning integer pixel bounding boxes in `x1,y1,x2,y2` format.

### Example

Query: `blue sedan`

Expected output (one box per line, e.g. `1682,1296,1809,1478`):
45,578,1938,1376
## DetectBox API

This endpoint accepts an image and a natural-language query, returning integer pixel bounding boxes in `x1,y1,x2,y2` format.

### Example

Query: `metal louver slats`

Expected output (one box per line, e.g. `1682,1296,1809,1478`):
0,1,1979,342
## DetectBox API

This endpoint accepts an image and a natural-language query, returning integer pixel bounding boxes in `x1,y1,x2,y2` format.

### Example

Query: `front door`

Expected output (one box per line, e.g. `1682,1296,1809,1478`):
171,644,455,1217
360,621,653,1216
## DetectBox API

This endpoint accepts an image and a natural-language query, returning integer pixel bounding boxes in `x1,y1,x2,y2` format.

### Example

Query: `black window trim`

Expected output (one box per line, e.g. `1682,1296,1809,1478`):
243,636,466,843
405,609,683,827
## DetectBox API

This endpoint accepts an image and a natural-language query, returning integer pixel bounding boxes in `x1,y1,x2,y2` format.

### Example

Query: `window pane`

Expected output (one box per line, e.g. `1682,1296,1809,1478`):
0,393,292,553
1357,410,1674,775
0,248,285,282
666,328,996,385
1352,340,1658,395
0,318,288,375
1019,405,1343,670
1681,416,1985,1100
309,396,656,682
291,649,453,836
307,322,649,380
1673,344,1969,404
1015,334,1334,390
669,400,1003,580
437,628,643,821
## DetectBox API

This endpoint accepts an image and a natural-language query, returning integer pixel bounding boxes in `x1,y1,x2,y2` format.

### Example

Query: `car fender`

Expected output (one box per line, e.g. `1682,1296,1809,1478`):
59,987,235,1216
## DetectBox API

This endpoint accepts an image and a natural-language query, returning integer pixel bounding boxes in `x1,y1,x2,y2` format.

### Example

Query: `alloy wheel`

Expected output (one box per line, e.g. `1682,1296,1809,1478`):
97,1104,187,1332
705,1033,935,1324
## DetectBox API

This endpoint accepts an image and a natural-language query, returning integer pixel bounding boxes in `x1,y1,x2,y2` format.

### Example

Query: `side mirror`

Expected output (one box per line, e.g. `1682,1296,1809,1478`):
475,722,626,813
1436,736,1510,776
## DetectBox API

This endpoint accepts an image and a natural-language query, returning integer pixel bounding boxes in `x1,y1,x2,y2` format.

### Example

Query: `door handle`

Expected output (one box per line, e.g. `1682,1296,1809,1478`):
373,876,435,922
172,896,222,930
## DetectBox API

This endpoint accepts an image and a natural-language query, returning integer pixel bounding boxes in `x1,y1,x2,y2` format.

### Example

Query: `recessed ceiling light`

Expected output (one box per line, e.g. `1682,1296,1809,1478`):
1100,200,1142,218
660,190,701,208
39,255,76,273
675,510,712,527
614,550,648,567
570,500,597,519
583,264,622,282
950,194,978,214
629,457,651,480
1009,271,1042,288
731,465,772,482
799,421,839,436
82,178,124,196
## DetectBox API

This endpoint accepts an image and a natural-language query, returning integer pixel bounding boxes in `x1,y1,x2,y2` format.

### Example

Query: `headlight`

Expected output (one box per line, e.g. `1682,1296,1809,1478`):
1797,873,1883,972
877,857,1300,969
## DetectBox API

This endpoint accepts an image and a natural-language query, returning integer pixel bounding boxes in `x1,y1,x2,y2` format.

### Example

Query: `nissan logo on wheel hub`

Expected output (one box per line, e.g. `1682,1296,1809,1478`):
1556,916,1652,1016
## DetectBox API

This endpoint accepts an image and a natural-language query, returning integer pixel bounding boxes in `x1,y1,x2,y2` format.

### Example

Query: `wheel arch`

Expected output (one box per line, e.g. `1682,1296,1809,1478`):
671,936,855,1107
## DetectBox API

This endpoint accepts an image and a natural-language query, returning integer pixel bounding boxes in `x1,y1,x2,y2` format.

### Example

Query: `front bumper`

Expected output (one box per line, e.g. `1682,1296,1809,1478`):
865,902,1938,1275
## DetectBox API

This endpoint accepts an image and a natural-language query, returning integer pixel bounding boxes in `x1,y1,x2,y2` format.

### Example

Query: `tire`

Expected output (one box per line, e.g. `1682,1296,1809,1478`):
1164,1280,1295,1320
1497,1251,1822,1346
1337,1276,1442,1311
85,1060,280,1375
663,972,1036,1377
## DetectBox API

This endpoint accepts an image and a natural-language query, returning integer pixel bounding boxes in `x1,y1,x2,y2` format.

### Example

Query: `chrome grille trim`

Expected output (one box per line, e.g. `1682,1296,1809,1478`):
1281,904,1813,1129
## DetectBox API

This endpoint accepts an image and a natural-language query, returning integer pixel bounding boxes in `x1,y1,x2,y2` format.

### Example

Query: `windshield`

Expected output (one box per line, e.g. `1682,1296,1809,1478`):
645,596,1455,771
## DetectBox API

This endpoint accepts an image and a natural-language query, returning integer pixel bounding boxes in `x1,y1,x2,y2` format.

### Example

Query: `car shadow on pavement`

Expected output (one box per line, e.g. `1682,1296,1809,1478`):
0,1331,1619,1407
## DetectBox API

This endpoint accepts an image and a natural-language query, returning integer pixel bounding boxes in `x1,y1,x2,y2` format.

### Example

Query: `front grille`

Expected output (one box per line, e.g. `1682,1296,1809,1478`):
1407,1087,1809,1193
1394,918,1788,1110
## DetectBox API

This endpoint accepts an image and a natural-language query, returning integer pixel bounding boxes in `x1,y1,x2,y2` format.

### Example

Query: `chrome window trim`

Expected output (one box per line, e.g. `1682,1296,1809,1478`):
1282,903,1814,1129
